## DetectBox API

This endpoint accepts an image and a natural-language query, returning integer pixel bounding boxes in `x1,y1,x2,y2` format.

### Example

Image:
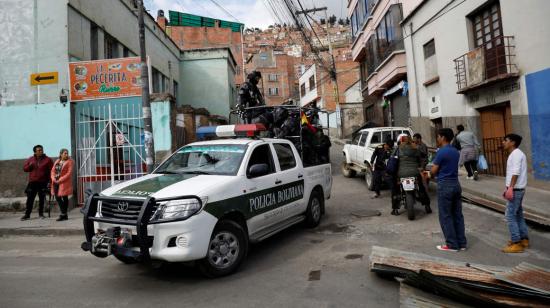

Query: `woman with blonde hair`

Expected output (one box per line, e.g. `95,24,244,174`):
50,148,74,221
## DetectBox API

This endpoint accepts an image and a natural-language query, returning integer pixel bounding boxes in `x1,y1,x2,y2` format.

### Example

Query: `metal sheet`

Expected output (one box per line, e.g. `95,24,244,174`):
399,282,470,308
495,262,550,295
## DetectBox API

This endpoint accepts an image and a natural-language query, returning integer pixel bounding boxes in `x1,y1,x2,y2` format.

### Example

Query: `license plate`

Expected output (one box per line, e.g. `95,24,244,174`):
401,178,416,191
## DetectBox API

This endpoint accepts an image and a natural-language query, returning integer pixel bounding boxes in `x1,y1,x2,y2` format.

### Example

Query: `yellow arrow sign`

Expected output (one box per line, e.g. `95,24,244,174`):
30,72,58,86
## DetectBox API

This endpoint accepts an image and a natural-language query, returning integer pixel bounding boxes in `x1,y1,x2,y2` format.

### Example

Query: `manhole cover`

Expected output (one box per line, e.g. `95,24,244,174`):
350,210,381,218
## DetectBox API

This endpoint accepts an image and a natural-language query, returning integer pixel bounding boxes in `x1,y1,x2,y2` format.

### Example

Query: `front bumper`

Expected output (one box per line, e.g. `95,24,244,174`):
81,194,217,263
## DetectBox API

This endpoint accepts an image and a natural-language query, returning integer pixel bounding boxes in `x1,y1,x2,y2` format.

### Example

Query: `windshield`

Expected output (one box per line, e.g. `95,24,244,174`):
155,144,248,176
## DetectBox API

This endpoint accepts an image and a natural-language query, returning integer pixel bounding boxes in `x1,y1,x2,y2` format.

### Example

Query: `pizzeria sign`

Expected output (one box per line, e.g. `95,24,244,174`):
69,57,145,101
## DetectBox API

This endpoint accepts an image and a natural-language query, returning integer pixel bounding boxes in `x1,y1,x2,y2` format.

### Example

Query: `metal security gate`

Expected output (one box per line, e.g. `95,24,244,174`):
75,100,146,205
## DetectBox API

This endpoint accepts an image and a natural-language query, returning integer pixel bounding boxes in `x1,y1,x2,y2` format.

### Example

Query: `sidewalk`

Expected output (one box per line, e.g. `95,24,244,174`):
460,174,550,226
0,208,84,236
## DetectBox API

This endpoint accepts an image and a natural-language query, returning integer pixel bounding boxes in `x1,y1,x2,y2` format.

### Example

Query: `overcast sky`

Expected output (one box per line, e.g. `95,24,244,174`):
145,0,347,29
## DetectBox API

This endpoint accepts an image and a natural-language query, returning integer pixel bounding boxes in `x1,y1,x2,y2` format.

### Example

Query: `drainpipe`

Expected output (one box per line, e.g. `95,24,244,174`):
409,23,422,122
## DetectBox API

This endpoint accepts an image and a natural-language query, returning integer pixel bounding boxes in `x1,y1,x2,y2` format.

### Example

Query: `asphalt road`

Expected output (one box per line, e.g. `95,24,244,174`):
1,143,549,307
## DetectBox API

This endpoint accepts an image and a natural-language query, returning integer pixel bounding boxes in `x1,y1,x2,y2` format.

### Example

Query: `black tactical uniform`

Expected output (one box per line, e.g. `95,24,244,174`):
238,71,265,123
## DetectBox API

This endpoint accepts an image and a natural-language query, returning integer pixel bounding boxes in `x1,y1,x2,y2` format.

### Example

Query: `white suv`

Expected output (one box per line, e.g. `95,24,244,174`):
342,127,413,190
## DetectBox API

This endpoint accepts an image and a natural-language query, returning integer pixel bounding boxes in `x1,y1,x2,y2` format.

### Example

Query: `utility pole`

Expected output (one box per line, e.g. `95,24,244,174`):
137,0,155,173
296,7,343,138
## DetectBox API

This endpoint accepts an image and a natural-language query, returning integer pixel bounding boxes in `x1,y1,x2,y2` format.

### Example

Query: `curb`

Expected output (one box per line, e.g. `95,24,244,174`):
0,227,83,237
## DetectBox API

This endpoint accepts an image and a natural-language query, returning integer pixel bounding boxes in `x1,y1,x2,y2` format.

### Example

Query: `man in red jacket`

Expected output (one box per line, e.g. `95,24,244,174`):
21,145,53,220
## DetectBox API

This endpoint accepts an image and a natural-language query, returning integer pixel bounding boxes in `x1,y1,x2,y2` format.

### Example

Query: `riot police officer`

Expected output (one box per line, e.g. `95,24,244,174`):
238,71,265,123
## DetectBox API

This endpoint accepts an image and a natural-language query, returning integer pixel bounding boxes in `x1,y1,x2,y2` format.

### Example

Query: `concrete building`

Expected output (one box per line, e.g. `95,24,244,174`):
161,11,245,86
348,0,421,127
180,48,237,118
402,0,550,185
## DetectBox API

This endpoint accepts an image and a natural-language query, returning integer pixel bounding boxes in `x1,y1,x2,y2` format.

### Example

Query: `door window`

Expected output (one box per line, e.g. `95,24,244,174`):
370,132,381,144
273,143,296,171
359,133,368,146
352,133,361,145
247,144,275,176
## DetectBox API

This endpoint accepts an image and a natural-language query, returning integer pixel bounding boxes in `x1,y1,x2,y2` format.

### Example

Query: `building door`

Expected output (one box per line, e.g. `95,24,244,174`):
74,100,146,205
471,2,506,79
479,102,511,176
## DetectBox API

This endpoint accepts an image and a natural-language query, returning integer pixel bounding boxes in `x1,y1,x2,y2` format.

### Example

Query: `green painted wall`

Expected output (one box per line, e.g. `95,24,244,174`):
179,50,236,118
0,102,71,160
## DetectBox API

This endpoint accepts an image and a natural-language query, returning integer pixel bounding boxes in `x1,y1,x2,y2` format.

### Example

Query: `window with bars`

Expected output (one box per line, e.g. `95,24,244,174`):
104,33,118,59
268,73,278,81
309,75,316,91
268,88,279,96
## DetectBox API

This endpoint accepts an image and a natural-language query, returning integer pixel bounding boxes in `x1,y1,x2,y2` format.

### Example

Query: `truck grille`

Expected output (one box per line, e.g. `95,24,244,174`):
99,199,155,222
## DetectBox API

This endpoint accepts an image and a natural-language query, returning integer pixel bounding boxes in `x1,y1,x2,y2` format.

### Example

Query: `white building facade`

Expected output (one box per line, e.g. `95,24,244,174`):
402,0,550,183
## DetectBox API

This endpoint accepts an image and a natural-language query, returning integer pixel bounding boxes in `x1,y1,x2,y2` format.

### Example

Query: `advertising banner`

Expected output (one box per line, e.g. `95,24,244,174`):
69,57,143,101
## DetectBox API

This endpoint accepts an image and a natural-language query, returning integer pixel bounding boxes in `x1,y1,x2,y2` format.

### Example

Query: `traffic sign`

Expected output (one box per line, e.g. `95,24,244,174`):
30,72,58,86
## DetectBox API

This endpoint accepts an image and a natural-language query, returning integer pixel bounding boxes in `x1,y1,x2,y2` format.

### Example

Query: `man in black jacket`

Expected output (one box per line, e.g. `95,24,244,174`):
370,139,394,198
238,71,265,123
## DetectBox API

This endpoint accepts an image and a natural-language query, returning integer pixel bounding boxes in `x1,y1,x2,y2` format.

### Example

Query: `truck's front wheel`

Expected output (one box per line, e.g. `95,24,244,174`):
199,220,248,278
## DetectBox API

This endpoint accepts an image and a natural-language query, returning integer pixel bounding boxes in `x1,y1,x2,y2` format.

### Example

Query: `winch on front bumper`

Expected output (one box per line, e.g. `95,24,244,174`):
81,194,203,263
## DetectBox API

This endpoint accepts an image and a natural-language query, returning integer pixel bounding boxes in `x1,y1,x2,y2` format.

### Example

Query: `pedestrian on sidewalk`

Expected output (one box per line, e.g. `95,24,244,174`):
431,128,467,252
50,148,74,221
455,125,481,181
501,134,529,253
22,145,53,221
370,138,394,199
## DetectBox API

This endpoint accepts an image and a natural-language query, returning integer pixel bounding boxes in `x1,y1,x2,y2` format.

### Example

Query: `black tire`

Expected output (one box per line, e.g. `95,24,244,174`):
199,220,248,278
365,168,374,191
406,192,416,221
305,190,323,228
341,161,356,178
114,254,138,264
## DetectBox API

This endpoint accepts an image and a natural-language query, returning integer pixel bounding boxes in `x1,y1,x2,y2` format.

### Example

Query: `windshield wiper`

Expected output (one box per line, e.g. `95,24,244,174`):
155,170,180,174
182,170,211,175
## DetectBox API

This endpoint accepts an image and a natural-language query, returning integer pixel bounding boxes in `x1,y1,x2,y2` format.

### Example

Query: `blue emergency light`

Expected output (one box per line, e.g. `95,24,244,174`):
196,124,266,140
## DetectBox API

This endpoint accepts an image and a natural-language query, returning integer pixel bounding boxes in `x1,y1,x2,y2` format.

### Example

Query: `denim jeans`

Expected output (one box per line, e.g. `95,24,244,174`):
505,189,529,243
437,180,467,249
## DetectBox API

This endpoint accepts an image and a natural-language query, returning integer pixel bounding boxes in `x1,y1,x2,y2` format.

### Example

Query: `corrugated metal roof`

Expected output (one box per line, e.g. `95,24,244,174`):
495,262,550,295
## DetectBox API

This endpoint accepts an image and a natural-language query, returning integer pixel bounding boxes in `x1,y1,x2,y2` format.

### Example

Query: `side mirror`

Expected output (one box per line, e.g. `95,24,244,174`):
248,163,269,178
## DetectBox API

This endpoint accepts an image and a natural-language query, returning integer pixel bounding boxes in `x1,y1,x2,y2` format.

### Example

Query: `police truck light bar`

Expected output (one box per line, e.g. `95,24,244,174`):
196,124,266,139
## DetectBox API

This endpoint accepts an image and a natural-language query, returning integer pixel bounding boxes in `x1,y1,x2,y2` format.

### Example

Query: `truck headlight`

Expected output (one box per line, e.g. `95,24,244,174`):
150,198,203,223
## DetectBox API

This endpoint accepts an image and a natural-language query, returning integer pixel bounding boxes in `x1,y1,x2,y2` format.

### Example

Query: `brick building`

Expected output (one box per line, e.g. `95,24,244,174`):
157,10,245,85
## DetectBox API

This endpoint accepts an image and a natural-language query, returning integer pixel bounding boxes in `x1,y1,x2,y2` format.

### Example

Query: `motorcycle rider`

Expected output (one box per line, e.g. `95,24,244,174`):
370,138,394,199
394,134,431,215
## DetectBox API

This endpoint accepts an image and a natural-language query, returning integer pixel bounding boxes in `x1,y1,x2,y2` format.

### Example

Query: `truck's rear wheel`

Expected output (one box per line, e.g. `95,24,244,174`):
341,162,356,178
199,220,248,278
305,190,323,228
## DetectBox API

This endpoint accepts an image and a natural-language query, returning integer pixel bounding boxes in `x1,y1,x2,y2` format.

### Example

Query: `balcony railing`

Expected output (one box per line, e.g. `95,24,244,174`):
366,38,405,79
453,36,518,93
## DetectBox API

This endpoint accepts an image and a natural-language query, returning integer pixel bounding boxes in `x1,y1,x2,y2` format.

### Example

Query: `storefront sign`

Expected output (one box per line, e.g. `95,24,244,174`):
69,57,143,101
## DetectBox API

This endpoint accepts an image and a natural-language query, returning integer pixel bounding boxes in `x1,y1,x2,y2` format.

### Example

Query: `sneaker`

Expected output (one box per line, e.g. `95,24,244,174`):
436,245,458,252
391,209,400,216
473,171,479,181
502,242,524,253
459,247,467,251
466,176,474,180
371,193,380,199
20,215,30,221
509,239,530,248
56,215,68,221
520,239,529,248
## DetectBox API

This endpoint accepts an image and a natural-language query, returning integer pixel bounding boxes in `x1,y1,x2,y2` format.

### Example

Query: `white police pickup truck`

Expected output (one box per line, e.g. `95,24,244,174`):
81,124,331,277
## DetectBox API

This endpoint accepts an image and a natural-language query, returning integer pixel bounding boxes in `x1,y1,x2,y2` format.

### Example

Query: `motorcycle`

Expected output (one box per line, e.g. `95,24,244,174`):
399,175,432,220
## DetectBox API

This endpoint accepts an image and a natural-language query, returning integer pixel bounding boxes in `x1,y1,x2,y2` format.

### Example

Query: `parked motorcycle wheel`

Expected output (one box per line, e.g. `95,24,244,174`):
406,191,415,220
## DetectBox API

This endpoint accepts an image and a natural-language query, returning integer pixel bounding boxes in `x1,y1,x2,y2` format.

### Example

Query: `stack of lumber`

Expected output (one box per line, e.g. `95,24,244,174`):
369,246,550,307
